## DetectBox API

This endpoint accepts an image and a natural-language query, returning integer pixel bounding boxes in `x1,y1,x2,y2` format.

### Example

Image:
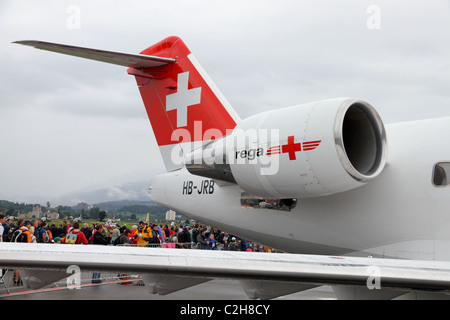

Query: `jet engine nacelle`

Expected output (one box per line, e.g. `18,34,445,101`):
186,98,388,198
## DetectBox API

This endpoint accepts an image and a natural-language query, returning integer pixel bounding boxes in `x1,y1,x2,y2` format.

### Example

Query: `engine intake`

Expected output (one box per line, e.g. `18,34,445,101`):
335,100,386,182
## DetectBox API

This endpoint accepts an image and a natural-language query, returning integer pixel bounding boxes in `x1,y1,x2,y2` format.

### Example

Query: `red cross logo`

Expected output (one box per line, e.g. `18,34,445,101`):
282,136,301,160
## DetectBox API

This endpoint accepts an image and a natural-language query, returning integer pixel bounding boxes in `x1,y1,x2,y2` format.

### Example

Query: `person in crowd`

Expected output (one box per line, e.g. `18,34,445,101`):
106,228,113,243
240,239,249,251
128,225,137,241
117,229,132,245
1,216,15,242
196,229,207,249
178,225,190,243
12,220,33,243
229,237,240,251
191,224,200,245
81,223,92,241
38,222,52,243
56,224,64,238
62,220,69,235
62,222,88,245
111,224,121,245
153,224,165,243
30,220,36,238
217,231,230,250
3,218,15,242
0,214,6,242
168,227,179,243
0,214,4,281
91,224,108,283
205,233,218,250
163,224,170,239
210,227,220,240
53,237,63,244
50,223,58,240
177,225,191,248
92,224,109,245
169,226,176,238
134,221,152,247
10,221,32,287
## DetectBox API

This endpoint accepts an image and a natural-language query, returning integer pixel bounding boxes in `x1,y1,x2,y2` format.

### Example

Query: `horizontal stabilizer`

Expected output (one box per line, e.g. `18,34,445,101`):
13,40,175,68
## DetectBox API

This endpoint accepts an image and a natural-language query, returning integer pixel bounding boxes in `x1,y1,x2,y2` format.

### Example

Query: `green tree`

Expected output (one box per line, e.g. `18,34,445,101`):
89,207,99,220
98,210,107,222
6,208,17,216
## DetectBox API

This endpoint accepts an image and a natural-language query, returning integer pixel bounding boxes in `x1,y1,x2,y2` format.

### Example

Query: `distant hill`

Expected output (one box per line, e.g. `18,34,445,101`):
93,200,152,212
1,199,176,224
2,181,159,207
0,180,181,222
93,199,169,220
57,181,153,205
0,200,39,216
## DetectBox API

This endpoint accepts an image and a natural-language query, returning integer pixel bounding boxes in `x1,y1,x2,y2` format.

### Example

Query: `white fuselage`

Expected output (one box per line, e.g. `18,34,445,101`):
151,117,450,261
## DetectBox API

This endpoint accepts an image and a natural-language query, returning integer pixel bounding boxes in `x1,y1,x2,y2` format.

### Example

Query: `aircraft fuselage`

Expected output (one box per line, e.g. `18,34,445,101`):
151,117,450,261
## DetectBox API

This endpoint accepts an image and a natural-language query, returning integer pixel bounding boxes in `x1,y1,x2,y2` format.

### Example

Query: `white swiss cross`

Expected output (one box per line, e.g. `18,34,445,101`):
166,71,202,128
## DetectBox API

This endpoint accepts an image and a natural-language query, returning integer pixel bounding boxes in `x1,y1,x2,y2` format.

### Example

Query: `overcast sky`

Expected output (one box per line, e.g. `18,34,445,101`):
1,0,449,205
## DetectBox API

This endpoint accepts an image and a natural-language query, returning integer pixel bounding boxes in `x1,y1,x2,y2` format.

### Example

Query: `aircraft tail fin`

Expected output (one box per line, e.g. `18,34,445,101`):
15,37,240,171
127,36,240,171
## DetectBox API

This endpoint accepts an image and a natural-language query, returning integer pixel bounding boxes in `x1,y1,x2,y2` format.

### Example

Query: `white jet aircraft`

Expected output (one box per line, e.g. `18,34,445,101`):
3,37,450,300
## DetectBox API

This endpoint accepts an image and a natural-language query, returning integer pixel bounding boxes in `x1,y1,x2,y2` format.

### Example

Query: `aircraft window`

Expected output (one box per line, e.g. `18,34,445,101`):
433,162,450,187
240,193,297,211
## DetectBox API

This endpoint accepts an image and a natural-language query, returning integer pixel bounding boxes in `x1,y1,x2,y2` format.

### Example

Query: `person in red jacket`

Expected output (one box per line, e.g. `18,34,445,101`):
63,222,88,245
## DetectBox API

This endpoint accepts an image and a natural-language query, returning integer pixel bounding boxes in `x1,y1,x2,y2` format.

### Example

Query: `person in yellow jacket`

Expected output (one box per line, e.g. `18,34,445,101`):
134,221,152,247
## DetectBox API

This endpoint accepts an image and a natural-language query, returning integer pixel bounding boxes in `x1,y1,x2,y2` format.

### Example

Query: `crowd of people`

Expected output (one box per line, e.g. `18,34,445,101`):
0,214,273,252
0,214,276,287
